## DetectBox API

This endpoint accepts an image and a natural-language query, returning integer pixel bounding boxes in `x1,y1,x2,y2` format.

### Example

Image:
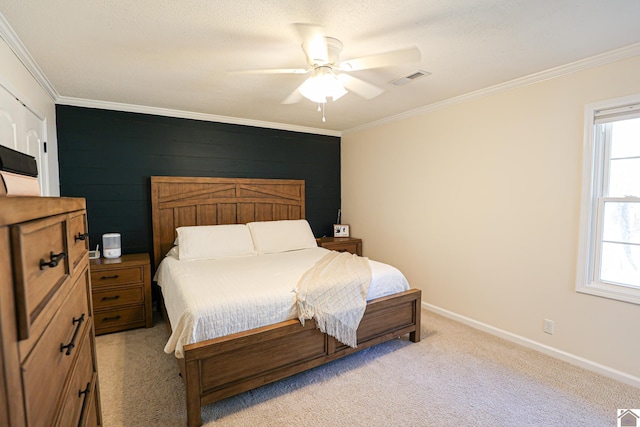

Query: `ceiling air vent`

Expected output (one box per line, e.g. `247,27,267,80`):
390,70,431,86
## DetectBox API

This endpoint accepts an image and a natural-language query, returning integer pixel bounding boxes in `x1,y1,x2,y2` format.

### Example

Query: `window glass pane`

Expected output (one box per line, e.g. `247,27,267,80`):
602,201,640,244
608,158,640,197
610,118,640,158
600,242,640,288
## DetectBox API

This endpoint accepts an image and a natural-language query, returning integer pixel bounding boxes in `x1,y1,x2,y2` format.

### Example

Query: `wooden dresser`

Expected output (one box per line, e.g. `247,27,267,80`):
0,196,102,427
90,253,153,335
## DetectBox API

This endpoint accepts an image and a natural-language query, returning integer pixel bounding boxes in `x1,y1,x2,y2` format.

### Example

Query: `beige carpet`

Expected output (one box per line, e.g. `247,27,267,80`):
95,310,639,426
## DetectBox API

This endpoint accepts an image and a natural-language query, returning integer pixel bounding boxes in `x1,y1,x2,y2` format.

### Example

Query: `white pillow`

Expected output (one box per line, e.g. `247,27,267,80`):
175,224,256,260
247,219,317,254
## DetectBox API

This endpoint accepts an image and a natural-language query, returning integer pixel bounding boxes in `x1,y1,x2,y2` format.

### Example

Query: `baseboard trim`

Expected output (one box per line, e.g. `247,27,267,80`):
423,302,640,389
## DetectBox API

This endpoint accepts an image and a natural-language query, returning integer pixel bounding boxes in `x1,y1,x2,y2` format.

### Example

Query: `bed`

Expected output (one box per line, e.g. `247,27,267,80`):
150,176,422,427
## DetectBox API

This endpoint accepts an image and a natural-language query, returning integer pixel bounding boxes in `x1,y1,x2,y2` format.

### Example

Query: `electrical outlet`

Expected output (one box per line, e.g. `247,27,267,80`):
543,319,555,335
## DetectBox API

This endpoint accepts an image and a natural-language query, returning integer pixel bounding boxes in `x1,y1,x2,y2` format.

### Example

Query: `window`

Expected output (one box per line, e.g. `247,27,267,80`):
577,94,640,304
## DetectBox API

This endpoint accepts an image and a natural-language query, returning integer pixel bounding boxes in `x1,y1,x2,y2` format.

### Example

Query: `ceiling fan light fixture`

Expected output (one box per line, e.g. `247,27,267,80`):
298,67,348,104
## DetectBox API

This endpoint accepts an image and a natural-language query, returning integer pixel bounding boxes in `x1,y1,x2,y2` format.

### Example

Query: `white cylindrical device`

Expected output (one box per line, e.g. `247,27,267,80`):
102,233,121,258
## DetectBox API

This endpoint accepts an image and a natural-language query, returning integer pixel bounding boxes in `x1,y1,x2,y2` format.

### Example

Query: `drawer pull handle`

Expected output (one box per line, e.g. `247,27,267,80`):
60,313,85,356
101,295,120,301
78,382,91,398
102,315,121,322
74,232,89,242
100,274,119,280
78,382,91,423
39,251,67,270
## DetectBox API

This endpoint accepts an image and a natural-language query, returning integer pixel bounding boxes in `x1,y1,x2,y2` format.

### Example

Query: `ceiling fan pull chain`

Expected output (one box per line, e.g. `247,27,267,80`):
322,103,326,122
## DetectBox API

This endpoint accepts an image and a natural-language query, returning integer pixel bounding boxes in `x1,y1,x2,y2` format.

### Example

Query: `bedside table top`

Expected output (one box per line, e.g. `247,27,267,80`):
90,253,150,267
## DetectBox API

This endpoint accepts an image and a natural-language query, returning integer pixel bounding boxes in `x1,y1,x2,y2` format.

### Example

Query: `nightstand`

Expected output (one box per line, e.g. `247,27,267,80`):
89,253,152,335
316,237,362,256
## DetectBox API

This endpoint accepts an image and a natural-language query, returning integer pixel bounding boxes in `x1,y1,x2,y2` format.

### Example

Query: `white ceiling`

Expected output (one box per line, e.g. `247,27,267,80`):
1,0,640,135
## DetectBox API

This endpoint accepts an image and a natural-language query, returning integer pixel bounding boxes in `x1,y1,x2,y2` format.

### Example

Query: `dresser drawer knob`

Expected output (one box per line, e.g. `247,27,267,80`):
99,274,119,280
102,315,121,322
101,295,120,301
60,313,85,356
74,232,89,242
39,251,67,270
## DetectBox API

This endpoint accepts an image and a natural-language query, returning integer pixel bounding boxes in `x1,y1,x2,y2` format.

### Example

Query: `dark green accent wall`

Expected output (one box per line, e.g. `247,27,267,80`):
56,105,340,257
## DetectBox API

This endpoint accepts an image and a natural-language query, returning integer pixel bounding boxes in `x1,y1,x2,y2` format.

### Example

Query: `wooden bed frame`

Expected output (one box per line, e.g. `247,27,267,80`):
150,176,422,427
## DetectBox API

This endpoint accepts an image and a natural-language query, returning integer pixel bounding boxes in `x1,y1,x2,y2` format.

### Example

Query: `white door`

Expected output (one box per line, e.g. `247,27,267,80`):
0,84,48,195
24,106,48,195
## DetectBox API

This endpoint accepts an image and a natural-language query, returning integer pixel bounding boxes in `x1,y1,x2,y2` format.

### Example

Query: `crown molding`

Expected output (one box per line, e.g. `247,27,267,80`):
56,96,341,137
344,42,640,135
0,12,58,101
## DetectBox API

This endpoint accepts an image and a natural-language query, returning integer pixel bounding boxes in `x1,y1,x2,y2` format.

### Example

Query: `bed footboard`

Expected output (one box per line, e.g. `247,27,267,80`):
180,288,421,427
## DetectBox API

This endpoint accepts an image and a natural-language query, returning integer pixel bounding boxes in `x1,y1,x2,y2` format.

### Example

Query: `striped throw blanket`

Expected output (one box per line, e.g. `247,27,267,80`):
296,251,372,348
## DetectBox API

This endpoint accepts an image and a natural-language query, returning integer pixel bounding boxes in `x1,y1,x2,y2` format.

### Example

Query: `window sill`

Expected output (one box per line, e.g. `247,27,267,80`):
577,281,640,305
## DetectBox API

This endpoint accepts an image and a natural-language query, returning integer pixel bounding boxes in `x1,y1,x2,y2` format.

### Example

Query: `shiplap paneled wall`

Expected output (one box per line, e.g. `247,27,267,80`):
56,105,340,255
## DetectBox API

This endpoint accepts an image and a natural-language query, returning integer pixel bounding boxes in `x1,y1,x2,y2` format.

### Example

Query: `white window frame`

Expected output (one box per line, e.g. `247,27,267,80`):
576,93,640,304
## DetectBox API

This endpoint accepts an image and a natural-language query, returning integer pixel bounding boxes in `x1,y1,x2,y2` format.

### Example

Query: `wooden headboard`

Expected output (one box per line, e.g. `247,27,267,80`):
150,176,305,269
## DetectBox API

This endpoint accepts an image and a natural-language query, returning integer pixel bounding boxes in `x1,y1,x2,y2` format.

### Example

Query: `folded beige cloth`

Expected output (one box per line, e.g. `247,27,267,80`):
296,251,371,347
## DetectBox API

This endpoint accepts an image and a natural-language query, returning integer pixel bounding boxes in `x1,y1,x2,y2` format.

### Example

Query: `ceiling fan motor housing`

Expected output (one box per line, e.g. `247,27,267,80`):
305,37,343,66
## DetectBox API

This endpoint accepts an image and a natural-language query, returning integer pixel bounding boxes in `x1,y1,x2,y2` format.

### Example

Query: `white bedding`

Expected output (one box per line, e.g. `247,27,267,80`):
155,247,410,358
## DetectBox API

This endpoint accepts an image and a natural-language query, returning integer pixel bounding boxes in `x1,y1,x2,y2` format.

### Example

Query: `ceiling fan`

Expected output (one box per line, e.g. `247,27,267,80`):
229,24,421,121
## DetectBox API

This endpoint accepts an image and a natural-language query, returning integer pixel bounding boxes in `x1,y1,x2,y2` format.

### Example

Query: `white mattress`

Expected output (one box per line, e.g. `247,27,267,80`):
155,247,410,358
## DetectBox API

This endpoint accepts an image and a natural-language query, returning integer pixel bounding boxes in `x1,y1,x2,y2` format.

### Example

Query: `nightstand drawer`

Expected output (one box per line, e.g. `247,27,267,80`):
90,266,142,286
94,306,145,332
92,285,144,310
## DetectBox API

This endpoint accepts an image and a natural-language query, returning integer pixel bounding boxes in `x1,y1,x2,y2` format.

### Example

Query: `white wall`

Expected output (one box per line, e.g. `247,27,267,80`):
0,37,59,196
342,54,640,383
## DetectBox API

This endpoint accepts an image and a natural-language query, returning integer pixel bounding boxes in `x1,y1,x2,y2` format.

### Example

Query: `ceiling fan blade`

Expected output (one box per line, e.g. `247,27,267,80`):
282,83,306,104
339,46,421,71
337,74,383,99
293,23,328,65
227,68,308,75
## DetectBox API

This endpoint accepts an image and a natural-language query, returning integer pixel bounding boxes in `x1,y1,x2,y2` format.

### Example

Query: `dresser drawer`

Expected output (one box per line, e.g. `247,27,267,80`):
67,210,89,271
55,331,94,427
19,267,91,365
94,305,145,333
12,214,70,339
22,275,90,427
91,266,142,287
93,284,144,310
